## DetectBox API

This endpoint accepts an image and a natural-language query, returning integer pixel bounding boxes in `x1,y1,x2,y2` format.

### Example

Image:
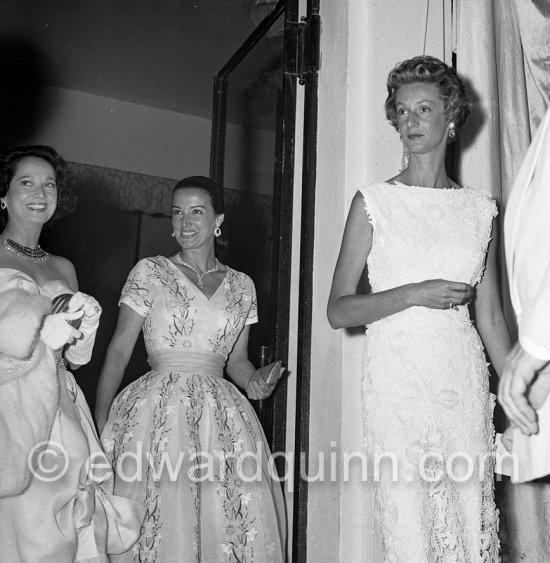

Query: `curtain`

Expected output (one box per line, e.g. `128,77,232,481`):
456,0,549,203
68,161,174,215
455,1,550,561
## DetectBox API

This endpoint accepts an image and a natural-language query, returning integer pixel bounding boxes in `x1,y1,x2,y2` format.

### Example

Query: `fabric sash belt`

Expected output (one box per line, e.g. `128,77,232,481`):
147,350,225,378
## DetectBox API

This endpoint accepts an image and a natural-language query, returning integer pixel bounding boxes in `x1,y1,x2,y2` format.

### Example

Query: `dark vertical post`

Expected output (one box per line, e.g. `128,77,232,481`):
210,74,228,184
292,0,320,561
269,0,299,469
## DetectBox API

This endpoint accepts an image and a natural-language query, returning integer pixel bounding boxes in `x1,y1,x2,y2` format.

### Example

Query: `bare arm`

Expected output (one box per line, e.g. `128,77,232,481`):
225,325,256,390
474,218,512,377
327,192,474,329
94,304,145,433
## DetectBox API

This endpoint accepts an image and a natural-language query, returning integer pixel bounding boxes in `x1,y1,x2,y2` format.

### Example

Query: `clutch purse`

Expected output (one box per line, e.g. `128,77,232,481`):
49,293,82,329
257,360,283,387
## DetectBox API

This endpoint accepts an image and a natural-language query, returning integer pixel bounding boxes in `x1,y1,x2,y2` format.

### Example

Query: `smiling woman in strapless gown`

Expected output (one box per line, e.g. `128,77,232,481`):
0,145,143,562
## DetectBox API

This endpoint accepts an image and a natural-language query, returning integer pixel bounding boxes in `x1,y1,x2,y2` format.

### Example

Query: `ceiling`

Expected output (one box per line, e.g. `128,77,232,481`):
0,0,283,122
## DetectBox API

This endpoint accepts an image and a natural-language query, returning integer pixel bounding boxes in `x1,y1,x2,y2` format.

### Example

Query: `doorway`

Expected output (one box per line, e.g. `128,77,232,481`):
209,2,321,560
209,0,299,457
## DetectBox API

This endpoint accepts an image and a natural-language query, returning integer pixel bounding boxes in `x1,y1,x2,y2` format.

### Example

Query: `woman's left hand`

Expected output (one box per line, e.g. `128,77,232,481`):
63,292,102,366
67,292,102,326
246,361,285,400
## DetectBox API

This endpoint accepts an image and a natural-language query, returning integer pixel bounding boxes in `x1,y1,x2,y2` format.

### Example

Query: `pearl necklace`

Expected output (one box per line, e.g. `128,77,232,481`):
176,254,219,288
3,238,51,263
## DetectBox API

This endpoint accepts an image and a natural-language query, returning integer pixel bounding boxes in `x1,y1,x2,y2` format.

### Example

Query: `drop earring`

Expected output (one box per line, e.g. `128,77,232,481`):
214,224,221,238
0,200,6,210
448,123,456,140
171,232,175,238
399,134,409,172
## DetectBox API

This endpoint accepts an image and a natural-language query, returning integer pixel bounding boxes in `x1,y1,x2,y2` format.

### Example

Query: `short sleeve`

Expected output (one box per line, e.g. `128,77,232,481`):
245,276,258,326
119,259,153,317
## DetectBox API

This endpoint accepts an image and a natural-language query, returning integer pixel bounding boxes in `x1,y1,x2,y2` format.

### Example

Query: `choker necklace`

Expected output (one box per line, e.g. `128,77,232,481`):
4,238,51,263
176,254,219,288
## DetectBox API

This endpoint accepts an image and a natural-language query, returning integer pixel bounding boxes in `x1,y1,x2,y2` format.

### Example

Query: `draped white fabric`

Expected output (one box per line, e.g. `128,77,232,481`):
455,1,550,561
457,0,550,203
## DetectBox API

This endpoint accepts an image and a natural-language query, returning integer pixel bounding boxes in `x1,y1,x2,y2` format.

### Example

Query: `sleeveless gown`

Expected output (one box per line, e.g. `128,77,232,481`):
101,256,285,563
0,268,142,562
359,182,500,562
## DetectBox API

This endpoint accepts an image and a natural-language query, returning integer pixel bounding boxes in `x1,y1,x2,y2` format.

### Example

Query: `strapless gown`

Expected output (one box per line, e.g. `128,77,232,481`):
0,267,143,562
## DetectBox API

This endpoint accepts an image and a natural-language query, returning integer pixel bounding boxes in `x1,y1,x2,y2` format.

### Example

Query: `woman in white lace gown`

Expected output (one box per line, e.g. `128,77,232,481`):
328,56,512,561
95,176,285,562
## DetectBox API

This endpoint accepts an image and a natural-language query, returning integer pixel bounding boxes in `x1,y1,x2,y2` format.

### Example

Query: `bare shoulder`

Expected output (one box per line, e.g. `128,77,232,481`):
386,172,404,185
347,190,372,231
51,254,78,290
0,242,11,265
337,191,373,265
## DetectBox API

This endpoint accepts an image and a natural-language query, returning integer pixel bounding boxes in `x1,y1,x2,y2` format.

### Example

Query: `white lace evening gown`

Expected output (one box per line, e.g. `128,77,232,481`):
360,182,500,562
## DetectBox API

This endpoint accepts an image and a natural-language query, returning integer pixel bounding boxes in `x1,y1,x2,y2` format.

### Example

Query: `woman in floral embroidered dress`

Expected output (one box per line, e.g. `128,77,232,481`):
95,176,285,562
328,57,512,561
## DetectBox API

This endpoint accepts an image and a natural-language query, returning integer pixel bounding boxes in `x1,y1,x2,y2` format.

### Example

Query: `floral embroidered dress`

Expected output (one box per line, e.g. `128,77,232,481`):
102,256,285,563
360,183,500,562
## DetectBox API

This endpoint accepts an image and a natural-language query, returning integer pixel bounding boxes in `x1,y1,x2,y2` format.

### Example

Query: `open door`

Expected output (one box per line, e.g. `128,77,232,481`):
210,2,320,559
209,0,298,457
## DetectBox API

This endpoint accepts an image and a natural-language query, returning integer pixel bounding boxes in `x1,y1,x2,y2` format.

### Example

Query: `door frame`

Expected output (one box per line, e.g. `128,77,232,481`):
209,0,298,460
209,2,320,559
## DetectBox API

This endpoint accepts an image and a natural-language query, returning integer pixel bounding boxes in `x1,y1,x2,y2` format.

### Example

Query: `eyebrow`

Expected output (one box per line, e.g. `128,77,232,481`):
396,99,435,106
15,174,56,181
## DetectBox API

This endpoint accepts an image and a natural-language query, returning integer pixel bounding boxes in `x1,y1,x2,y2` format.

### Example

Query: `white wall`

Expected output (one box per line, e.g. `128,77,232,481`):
309,0,450,560
28,87,275,195
29,87,211,179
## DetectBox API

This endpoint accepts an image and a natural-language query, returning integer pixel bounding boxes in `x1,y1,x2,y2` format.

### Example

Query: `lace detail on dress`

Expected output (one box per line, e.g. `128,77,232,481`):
359,182,500,562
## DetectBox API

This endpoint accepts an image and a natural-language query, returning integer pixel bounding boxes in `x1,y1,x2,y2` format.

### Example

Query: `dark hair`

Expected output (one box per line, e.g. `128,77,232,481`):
172,175,225,214
172,175,227,259
0,145,74,231
385,55,472,134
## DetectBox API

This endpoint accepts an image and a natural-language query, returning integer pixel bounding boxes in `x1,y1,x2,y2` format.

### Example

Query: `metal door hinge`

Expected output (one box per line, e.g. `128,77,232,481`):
285,14,320,85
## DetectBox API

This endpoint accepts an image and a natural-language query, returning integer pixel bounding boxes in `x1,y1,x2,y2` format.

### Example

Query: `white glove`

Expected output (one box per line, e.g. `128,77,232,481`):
40,311,83,351
66,292,102,324
64,292,102,366
246,361,284,400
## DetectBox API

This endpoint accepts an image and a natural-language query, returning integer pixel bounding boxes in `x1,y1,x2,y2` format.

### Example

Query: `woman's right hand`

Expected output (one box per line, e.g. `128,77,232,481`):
406,279,474,310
